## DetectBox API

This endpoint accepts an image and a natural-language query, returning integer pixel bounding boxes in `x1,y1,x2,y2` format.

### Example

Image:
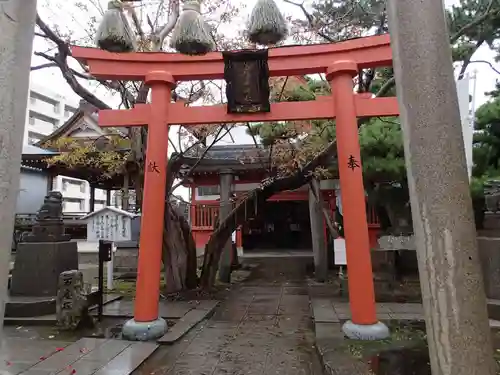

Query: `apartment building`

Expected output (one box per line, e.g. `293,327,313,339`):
24,82,80,145
24,81,107,213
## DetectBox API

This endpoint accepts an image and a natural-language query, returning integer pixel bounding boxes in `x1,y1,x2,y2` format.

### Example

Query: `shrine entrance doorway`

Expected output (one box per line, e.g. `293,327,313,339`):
242,200,312,251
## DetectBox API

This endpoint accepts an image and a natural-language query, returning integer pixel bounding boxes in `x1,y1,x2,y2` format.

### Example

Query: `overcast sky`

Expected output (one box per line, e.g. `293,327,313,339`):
32,0,497,105
31,0,498,198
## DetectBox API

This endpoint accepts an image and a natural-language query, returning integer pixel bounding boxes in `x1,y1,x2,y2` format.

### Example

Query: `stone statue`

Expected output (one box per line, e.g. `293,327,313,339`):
485,181,500,212
36,191,64,221
22,191,70,242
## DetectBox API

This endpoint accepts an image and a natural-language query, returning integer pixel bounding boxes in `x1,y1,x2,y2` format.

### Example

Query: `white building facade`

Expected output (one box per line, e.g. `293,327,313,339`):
24,80,107,213
24,81,79,145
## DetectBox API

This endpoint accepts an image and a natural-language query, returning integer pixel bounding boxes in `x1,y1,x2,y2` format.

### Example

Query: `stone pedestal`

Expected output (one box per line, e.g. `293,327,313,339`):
113,247,139,274
309,181,328,282
10,241,78,297
478,237,500,300
218,170,234,283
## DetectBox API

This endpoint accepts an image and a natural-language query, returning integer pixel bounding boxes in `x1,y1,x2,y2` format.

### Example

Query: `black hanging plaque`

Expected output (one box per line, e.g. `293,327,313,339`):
223,49,271,114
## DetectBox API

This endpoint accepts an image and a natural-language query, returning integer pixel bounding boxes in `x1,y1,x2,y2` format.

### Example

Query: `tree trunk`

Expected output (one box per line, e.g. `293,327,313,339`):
200,139,339,288
122,172,130,210
161,156,198,294
162,201,198,293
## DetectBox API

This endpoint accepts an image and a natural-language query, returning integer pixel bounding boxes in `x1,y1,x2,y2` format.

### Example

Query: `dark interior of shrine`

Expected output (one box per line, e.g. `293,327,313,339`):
241,200,312,251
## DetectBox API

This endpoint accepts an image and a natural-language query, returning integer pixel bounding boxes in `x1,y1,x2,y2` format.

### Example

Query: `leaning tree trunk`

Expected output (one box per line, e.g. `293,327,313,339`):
162,201,198,293
200,139,339,288
161,156,198,294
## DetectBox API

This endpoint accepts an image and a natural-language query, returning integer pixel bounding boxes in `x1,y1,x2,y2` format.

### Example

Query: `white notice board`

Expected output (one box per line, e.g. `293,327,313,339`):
334,238,347,266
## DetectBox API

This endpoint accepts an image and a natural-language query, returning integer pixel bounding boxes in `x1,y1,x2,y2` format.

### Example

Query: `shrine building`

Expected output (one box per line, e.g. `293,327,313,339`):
180,144,381,255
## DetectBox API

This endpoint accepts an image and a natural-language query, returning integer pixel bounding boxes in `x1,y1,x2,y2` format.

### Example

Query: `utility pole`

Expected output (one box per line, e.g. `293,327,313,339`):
0,1,38,336
387,1,496,374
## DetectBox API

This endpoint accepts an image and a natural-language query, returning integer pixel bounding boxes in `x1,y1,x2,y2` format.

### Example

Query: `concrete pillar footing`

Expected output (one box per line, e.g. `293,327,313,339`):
342,320,390,341
122,317,167,341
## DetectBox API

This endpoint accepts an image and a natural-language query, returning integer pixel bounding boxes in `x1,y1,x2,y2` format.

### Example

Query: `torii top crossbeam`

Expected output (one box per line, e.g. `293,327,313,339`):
72,34,398,127
72,34,392,82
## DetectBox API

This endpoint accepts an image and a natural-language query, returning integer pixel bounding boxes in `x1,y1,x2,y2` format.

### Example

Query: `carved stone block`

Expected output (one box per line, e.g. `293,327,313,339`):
56,270,91,330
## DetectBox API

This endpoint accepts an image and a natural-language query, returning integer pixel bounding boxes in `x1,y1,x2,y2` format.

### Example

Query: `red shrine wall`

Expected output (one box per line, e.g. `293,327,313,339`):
188,178,381,251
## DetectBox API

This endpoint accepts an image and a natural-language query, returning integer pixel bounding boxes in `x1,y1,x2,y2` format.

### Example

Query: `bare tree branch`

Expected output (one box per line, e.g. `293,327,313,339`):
170,125,233,192
376,3,500,97
156,0,180,49
31,62,58,71
283,0,335,42
35,14,111,109
458,39,485,80
124,2,145,39
470,59,500,75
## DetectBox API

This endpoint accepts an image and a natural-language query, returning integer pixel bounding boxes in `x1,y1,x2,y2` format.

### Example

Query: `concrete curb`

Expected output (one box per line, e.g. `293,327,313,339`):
4,294,123,326
157,301,219,345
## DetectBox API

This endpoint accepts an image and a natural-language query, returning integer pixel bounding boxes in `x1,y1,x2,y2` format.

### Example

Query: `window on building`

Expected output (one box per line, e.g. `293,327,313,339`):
80,182,86,193
53,103,60,113
64,106,76,118
27,131,43,145
28,117,35,125
62,198,85,212
197,186,220,196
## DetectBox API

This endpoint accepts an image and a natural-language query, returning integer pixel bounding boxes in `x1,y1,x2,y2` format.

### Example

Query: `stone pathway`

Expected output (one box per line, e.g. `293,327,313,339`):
0,338,157,375
137,257,324,375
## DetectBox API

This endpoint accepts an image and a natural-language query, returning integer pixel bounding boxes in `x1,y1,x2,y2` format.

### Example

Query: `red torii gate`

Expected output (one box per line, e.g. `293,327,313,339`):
72,34,399,341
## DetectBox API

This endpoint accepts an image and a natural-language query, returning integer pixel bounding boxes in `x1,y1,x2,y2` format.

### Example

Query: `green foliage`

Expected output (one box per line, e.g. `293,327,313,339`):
470,176,487,199
45,136,131,177
299,0,500,94
359,117,406,181
447,0,500,47
307,0,388,42
249,78,408,182
473,81,500,177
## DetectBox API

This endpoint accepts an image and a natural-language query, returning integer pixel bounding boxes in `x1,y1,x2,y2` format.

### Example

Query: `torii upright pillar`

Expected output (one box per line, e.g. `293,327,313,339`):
327,61,389,340
122,71,175,341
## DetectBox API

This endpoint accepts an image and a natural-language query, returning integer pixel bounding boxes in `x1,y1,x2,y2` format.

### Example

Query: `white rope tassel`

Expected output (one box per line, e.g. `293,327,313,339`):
247,0,288,46
183,0,201,13
170,0,215,55
95,0,137,52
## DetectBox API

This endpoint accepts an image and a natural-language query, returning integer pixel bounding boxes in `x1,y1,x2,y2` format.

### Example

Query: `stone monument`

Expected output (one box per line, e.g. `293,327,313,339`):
56,270,93,330
10,191,79,298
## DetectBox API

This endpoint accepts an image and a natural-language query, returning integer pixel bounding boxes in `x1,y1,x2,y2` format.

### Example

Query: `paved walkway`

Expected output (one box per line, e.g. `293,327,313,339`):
0,338,157,375
138,257,324,375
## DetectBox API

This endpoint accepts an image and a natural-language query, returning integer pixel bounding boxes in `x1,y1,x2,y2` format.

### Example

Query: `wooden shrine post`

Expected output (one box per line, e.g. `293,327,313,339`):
72,35,400,341
327,61,385,337
104,71,174,340
132,72,173,326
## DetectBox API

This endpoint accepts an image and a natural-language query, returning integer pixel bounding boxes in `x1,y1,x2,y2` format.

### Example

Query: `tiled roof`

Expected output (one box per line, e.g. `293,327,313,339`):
22,144,58,155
